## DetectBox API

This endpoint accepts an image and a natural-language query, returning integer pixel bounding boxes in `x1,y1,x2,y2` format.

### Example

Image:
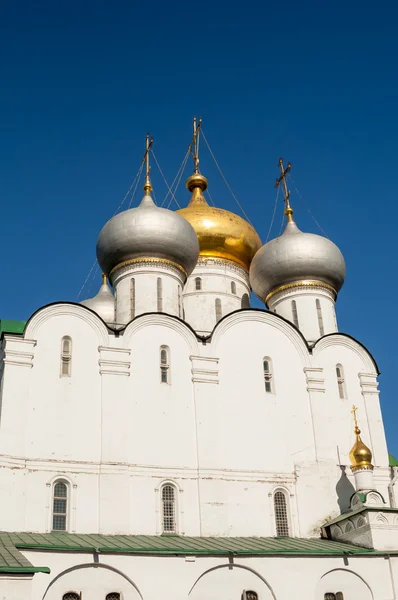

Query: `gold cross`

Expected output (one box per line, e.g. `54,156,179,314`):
275,158,293,221
351,405,359,429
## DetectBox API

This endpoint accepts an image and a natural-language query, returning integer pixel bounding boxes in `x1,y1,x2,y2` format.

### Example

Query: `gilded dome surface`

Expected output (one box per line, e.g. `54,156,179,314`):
177,174,261,270
250,219,346,303
96,192,200,278
81,275,115,323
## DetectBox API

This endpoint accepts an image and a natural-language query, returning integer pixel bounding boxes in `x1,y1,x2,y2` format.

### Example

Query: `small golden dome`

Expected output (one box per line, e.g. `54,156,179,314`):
349,406,373,472
177,175,262,270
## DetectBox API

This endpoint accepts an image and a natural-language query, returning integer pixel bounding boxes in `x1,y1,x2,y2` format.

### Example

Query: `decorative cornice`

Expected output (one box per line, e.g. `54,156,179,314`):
265,280,337,304
195,257,249,277
110,257,187,279
303,367,326,393
313,335,378,376
358,372,379,396
123,314,199,355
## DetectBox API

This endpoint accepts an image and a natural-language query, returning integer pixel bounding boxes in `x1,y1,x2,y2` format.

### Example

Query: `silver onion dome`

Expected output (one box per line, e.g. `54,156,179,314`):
250,219,346,303
81,275,115,323
96,192,200,278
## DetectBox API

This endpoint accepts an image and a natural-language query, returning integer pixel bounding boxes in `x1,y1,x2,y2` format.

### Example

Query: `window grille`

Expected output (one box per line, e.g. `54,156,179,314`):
130,278,135,320
231,281,237,294
242,592,258,600
157,278,163,312
316,299,325,336
53,480,68,531
60,336,72,377
62,594,80,600
291,300,299,328
160,346,170,384
324,595,336,600
195,277,202,291
215,298,222,322
336,594,344,600
274,490,290,536
106,594,121,600
263,358,273,393
336,364,346,399
162,484,176,533
241,293,250,309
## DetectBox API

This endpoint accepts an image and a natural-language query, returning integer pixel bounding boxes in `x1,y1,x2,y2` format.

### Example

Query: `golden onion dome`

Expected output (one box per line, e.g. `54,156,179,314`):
349,407,373,472
177,173,262,270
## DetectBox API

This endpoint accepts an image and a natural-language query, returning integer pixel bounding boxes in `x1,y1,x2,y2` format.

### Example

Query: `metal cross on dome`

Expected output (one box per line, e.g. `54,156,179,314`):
275,158,294,221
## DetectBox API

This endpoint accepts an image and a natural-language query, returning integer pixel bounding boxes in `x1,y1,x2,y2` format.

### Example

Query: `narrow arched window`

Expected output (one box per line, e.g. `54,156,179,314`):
157,277,163,312
324,595,336,600
336,594,344,600
336,364,346,399
274,489,290,536
52,480,68,531
215,298,222,322
106,594,121,600
291,300,299,328
231,281,237,294
195,277,202,291
241,293,250,309
130,278,135,320
178,285,183,318
160,346,170,384
242,592,258,600
263,357,273,393
63,593,80,600
161,484,176,533
60,336,72,377
316,299,324,336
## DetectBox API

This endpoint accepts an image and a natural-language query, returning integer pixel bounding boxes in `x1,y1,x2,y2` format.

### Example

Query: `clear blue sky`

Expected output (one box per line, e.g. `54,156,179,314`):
1,1,397,454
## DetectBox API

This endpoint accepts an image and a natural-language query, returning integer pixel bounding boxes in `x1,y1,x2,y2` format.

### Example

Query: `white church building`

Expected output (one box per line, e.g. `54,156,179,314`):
0,132,397,600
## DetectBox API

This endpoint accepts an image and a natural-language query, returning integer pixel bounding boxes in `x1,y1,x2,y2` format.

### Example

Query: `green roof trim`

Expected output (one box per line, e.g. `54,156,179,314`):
2,531,389,557
389,452,398,467
0,533,50,574
0,320,26,335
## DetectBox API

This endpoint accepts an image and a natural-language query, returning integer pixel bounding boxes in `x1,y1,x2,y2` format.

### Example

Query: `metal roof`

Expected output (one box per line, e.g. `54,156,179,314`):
0,320,26,335
4,532,385,557
0,533,50,574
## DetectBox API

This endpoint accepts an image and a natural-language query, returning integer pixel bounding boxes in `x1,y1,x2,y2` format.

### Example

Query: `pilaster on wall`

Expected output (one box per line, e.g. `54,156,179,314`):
359,372,388,467
304,367,326,462
190,355,219,385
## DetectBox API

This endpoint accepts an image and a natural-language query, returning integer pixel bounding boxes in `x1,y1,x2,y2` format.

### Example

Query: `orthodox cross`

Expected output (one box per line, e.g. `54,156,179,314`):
351,405,360,432
275,158,293,221
143,133,154,192
191,116,203,174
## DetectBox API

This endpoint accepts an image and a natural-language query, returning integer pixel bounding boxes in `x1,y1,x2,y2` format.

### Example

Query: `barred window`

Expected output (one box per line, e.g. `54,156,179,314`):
291,300,299,328
241,293,250,309
215,298,222,322
336,364,346,399
324,595,336,600
53,480,68,531
242,592,258,600
316,299,324,336
195,277,202,291
161,484,176,533
160,346,170,384
336,594,344,600
157,277,163,312
274,490,290,536
130,278,135,320
263,357,273,393
60,336,72,377
231,281,237,294
62,594,80,600
106,594,121,600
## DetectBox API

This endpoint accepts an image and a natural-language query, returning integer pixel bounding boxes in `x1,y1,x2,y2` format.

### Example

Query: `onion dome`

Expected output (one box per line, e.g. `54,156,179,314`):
177,173,261,270
250,214,346,304
96,185,200,280
81,274,115,323
349,407,373,472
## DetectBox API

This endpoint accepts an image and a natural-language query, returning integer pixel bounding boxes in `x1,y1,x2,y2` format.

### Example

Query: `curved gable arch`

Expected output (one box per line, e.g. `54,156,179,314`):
25,303,109,347
188,563,277,600
313,334,378,375
316,567,374,600
210,310,311,368
122,313,200,355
